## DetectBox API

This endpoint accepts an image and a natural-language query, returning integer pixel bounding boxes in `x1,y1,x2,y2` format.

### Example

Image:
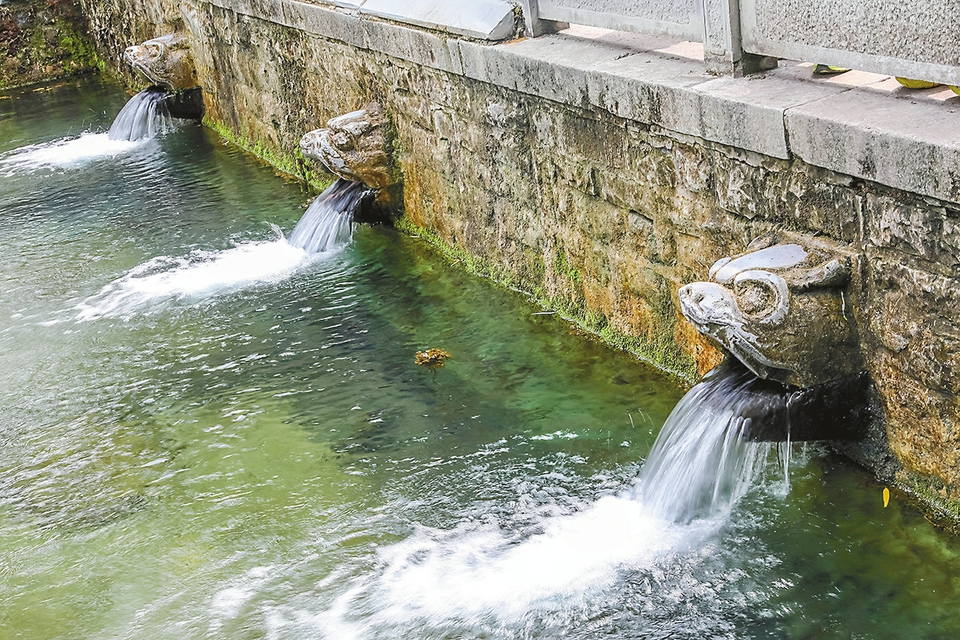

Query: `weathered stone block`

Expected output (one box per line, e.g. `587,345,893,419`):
680,232,863,387
866,193,960,276
300,102,398,190
124,33,200,90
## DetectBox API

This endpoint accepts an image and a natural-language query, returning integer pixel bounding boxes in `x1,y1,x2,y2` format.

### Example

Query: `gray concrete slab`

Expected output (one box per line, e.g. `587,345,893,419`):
786,90,960,205
466,33,843,159
207,0,286,25
360,0,516,41
462,34,710,117
280,0,365,45
359,16,465,75
678,74,849,159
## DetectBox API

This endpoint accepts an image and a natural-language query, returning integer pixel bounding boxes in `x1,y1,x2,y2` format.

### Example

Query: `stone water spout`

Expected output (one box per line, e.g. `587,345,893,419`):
679,232,862,388
679,232,871,441
122,33,203,120
124,33,198,91
299,103,400,216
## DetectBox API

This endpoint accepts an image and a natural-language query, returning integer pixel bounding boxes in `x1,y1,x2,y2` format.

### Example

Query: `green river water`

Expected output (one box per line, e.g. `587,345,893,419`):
1,77,959,639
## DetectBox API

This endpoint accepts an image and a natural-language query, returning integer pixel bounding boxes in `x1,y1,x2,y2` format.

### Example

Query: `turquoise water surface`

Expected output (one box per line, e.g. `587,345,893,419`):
1,77,959,639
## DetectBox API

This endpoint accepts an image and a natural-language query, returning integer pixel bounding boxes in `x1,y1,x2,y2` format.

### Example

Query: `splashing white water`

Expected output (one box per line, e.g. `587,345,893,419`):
73,180,368,322
0,133,142,173
75,229,312,321
304,495,722,638
267,363,781,637
0,87,174,173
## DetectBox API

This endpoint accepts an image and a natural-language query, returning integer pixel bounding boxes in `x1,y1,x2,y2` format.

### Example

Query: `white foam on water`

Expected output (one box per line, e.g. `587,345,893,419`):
262,364,785,637
0,132,142,173
75,231,313,321
1,87,174,174
191,362,796,637
296,495,722,638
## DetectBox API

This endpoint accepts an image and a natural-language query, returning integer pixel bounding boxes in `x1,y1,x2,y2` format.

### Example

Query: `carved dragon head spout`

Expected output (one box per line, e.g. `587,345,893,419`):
299,103,399,193
123,33,199,91
679,232,863,389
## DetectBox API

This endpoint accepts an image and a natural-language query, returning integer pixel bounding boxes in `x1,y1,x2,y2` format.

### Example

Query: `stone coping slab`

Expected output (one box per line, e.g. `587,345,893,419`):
359,0,516,42
786,90,960,206
196,0,960,205
314,0,516,41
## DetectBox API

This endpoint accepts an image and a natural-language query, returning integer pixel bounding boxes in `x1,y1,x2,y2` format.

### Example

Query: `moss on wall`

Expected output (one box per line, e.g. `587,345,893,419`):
395,215,699,383
896,470,960,533
204,115,333,194
0,0,101,89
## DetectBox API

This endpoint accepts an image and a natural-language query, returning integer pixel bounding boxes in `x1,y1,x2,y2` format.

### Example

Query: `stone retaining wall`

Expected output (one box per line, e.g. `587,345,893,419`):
0,0,100,89
80,0,960,520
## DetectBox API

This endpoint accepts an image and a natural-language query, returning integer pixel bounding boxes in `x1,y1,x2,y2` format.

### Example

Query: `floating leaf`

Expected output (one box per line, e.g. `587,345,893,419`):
883,487,890,508
415,348,451,370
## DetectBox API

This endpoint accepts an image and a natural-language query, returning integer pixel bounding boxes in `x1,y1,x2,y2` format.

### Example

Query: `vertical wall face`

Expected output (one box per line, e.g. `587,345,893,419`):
861,194,960,508
84,1,960,516
0,0,101,89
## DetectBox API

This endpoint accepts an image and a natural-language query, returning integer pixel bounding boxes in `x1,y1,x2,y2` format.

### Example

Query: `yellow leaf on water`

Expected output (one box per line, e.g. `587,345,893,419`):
883,487,890,508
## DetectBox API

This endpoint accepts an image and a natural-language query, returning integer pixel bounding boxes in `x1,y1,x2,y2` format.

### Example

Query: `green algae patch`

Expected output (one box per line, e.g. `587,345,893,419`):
203,116,334,194
896,470,960,533
1,0,102,89
395,215,698,385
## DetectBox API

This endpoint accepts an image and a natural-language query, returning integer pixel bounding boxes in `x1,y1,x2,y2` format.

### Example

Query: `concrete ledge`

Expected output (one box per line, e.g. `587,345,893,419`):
786,90,960,205
308,0,517,41
196,0,960,206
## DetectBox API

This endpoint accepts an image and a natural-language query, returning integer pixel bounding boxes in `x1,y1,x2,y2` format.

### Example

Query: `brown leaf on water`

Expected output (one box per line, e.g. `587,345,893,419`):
415,348,451,370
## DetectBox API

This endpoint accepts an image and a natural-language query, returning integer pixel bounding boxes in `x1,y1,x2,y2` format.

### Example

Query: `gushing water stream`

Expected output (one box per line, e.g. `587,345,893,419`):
72,179,369,321
309,361,782,636
636,361,775,523
289,178,370,253
0,86,174,173
107,86,174,141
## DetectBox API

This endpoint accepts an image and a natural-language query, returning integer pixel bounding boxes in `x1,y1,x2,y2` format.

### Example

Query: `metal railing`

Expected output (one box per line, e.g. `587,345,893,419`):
739,0,960,85
520,0,960,84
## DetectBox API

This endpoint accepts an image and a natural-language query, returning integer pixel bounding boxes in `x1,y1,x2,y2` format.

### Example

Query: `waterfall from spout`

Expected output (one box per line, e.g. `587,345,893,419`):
108,86,174,142
72,180,371,322
634,359,775,523
288,178,371,253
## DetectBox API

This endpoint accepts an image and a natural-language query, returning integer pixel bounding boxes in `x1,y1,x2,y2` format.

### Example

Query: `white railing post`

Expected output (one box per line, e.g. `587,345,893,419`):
701,0,776,75
518,0,568,37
